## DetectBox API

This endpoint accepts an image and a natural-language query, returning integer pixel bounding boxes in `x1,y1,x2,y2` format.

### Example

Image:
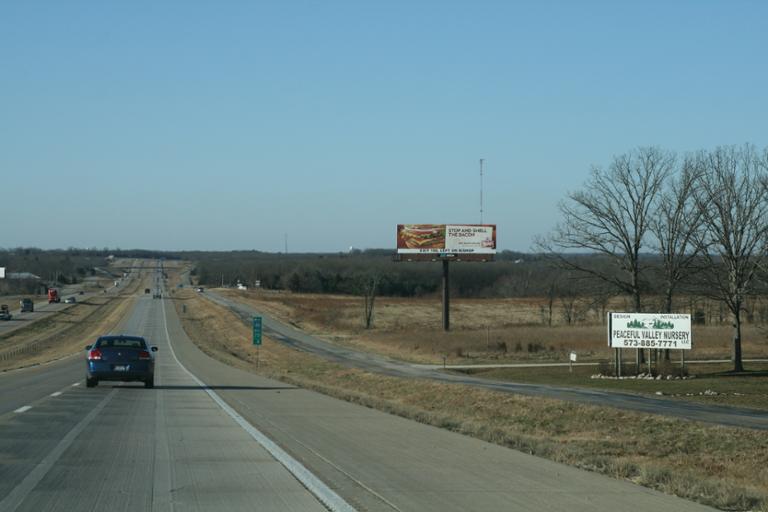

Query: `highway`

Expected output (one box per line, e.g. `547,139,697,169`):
205,291,768,431
0,272,717,511
0,263,139,339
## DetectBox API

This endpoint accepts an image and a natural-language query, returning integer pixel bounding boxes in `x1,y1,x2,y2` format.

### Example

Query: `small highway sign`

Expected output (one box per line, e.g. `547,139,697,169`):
252,316,262,346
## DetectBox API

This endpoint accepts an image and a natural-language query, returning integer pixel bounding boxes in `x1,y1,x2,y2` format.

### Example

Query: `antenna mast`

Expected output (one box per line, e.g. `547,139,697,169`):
479,158,484,224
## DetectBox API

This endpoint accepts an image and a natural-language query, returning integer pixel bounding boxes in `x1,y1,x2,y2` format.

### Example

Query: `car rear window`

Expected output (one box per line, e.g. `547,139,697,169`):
96,338,147,349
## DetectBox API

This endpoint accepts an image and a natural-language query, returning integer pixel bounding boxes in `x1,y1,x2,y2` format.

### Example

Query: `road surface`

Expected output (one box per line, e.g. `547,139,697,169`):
0,273,717,511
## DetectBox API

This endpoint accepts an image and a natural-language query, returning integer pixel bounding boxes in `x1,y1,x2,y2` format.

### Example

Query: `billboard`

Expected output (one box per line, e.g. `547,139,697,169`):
608,312,692,350
397,224,496,255
0,267,4,279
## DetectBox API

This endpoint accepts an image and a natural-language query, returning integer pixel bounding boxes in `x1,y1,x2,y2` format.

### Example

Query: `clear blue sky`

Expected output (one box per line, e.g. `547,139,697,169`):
2,1,766,252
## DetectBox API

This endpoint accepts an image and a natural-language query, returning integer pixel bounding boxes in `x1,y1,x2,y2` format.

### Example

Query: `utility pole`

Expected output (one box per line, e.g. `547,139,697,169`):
479,158,484,224
284,233,288,254
442,259,450,331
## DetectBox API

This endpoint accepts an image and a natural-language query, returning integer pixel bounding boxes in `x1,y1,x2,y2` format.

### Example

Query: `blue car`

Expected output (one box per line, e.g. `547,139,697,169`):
85,335,158,388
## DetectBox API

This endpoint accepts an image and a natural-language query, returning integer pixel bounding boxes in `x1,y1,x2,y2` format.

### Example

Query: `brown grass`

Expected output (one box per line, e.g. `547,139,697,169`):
216,289,768,365
174,287,768,511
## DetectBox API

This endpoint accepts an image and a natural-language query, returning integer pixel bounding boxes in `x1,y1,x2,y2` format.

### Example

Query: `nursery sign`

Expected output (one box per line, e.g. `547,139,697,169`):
608,313,691,350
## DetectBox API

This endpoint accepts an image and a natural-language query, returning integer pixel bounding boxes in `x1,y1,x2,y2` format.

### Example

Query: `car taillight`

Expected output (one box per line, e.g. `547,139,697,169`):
88,348,102,360
138,350,151,360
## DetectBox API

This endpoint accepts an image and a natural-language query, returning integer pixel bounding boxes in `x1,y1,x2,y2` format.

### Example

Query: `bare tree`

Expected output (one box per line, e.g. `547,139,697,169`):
545,280,556,327
538,147,674,312
693,145,768,372
359,274,380,329
649,156,706,314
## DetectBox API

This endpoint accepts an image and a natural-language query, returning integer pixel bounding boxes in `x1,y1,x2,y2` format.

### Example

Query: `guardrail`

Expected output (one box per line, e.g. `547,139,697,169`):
0,340,45,362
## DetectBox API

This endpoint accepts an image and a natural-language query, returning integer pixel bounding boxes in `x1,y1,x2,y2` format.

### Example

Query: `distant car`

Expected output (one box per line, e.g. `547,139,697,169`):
196,287,204,292
85,335,158,388
0,305,12,321
20,298,34,313
144,288,151,294
79,291,85,295
64,297,77,304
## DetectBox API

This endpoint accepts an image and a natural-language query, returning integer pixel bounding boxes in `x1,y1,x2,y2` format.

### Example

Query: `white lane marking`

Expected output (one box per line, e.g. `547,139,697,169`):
160,297,357,512
72,382,80,387
50,392,62,397
13,406,32,413
0,389,116,512
232,396,404,512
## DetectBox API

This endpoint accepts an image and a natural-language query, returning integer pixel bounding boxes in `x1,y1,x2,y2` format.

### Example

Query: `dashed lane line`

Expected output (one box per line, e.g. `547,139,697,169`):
0,389,117,512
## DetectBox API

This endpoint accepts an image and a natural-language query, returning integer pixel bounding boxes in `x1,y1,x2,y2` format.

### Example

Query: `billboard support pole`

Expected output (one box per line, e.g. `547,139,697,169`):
442,259,450,331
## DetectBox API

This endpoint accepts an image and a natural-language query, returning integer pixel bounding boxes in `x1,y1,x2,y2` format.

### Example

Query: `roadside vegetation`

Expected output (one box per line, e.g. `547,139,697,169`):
214,288,768,409
0,248,167,295
172,286,768,512
463,364,768,411
0,271,146,372
188,144,768,375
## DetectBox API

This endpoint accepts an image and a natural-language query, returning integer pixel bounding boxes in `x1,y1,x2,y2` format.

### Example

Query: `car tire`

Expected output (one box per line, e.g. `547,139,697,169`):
145,377,154,389
86,377,97,388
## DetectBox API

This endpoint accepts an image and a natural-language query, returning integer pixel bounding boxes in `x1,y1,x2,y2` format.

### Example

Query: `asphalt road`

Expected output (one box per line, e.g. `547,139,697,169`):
204,290,768,431
0,273,721,511
0,262,140,339
0,282,331,511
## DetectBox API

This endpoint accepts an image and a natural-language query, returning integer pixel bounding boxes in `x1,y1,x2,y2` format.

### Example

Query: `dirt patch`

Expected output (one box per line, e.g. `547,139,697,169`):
173,287,768,512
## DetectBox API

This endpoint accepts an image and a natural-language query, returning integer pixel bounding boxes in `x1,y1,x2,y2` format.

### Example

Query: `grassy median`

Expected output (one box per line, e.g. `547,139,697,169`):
173,287,768,512
0,272,146,372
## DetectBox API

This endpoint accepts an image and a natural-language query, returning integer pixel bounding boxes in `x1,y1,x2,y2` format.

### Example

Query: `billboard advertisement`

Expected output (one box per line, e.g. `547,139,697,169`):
397,224,496,255
608,312,692,350
0,267,4,279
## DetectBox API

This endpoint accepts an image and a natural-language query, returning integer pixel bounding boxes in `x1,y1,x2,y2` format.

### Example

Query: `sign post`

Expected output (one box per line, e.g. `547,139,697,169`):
442,259,450,331
252,316,262,367
395,224,496,332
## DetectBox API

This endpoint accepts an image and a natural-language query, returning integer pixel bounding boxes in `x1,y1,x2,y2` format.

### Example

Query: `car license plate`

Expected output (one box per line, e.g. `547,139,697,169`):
113,365,129,371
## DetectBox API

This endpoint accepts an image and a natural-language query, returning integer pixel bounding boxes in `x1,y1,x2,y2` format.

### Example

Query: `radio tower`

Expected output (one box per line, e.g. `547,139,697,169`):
479,158,484,224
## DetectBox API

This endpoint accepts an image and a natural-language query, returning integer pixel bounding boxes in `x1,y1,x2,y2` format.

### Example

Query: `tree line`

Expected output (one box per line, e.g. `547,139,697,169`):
537,144,768,371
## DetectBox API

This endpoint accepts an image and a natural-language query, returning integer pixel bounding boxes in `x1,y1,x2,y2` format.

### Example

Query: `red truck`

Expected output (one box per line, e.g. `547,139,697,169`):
48,288,61,304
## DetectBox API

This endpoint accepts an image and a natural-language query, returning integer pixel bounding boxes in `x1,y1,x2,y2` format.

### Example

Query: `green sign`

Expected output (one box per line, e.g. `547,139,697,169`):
252,316,263,346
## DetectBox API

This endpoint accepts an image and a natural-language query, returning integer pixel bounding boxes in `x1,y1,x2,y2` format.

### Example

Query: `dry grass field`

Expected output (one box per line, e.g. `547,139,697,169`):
173,287,768,512
217,289,768,365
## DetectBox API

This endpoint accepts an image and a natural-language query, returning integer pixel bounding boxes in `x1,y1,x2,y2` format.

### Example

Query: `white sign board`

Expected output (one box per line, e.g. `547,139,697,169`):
608,313,692,350
0,267,4,279
569,351,577,362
